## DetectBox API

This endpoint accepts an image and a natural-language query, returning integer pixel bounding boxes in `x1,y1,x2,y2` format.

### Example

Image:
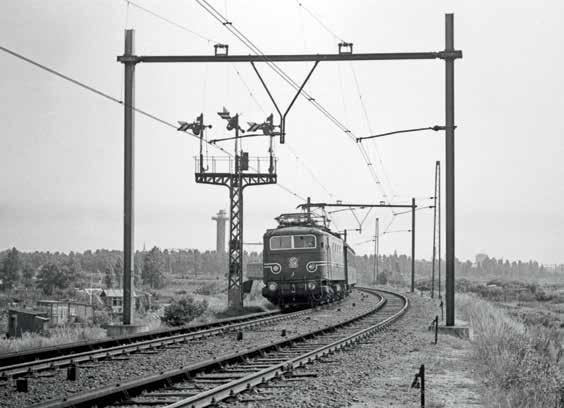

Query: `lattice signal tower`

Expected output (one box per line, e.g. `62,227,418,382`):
180,110,277,309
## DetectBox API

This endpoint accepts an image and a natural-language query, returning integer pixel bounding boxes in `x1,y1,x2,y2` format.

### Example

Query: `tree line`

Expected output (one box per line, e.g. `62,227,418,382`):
0,247,561,297
0,247,260,295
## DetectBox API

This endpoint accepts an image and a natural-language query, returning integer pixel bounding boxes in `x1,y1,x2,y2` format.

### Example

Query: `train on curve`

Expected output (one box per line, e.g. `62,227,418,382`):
262,212,357,308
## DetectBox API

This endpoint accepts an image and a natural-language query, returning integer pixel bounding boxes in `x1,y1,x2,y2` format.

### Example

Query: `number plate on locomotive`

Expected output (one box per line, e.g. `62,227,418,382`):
288,257,298,268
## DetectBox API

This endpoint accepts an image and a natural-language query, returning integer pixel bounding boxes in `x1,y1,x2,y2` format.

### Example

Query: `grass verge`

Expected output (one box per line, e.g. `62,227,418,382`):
0,326,106,354
457,294,562,407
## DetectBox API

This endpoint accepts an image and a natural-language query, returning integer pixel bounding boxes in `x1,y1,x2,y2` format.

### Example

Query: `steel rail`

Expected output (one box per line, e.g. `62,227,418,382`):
31,288,406,408
1,308,312,378
166,288,407,408
0,310,280,368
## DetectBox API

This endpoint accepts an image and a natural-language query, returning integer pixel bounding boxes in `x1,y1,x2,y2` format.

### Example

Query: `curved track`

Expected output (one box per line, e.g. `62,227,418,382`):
31,288,408,408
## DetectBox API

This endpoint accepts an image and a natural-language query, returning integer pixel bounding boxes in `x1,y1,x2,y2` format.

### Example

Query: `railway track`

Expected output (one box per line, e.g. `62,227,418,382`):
0,310,284,368
0,308,313,379
30,288,407,408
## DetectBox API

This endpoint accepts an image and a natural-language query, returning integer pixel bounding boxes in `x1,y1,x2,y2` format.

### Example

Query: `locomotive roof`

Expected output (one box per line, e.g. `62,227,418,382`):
265,225,326,235
264,225,342,240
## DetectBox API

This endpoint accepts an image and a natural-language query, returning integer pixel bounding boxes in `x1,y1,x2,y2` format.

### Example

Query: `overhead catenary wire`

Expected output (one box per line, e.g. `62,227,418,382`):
128,0,217,43
290,1,396,202
350,64,395,200
0,44,309,202
294,0,346,43
127,1,330,202
290,2,409,247
284,144,334,200
232,65,266,115
130,0,416,254
194,0,389,199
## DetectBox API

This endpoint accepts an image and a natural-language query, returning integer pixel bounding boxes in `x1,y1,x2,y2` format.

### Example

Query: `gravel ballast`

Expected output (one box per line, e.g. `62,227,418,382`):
225,289,483,408
0,291,379,408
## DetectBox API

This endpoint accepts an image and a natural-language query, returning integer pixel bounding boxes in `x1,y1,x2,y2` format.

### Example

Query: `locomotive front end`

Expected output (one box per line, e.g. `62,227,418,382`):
262,228,326,307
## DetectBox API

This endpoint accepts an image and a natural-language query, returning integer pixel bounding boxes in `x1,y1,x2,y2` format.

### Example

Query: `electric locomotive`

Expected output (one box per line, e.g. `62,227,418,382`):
262,212,357,308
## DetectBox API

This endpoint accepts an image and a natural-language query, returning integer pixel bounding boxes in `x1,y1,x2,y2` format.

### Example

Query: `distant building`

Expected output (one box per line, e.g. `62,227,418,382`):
36,300,94,325
7,309,49,338
212,210,228,253
6,300,94,338
475,253,489,268
100,289,151,315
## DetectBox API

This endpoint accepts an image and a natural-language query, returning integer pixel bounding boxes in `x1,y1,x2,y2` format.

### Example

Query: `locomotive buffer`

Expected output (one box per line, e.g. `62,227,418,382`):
187,110,277,310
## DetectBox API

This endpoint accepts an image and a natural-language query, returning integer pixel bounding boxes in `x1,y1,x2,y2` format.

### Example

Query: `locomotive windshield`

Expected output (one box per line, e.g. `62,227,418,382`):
294,235,316,248
269,234,316,250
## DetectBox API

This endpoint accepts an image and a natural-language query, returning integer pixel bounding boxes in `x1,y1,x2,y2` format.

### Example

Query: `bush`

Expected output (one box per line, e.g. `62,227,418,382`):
534,288,554,302
94,309,112,326
161,296,208,326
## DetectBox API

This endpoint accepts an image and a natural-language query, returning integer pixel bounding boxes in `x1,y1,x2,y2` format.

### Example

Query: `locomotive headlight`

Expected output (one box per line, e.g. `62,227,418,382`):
272,264,280,273
307,282,317,291
268,282,278,292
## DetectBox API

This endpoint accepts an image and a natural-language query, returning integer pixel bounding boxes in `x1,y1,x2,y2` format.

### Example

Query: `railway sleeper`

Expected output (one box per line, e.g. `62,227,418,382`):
119,398,179,405
145,392,199,398
192,379,232,385
196,373,248,380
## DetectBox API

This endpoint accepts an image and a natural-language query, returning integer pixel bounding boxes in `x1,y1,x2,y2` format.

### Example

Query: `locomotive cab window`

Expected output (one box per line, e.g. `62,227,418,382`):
270,236,292,250
269,234,316,250
293,235,316,248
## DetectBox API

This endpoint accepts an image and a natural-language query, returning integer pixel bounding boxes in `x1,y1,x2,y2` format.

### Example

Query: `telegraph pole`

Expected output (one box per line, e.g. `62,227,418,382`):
373,217,379,285
431,161,439,298
411,198,416,293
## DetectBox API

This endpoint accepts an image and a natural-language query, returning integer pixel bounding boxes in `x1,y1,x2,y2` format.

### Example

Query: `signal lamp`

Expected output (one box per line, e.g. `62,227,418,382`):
247,114,275,135
177,114,211,135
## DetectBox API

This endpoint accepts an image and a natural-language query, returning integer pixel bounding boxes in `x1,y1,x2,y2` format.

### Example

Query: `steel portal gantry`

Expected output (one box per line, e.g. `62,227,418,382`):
298,200,418,292
118,14,461,324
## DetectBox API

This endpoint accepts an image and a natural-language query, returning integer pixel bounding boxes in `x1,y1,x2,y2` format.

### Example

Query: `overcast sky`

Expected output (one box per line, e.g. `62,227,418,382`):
1,1,563,264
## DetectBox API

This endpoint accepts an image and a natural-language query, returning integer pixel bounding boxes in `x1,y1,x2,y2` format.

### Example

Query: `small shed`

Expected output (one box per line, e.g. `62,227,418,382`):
37,300,94,325
8,309,49,338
